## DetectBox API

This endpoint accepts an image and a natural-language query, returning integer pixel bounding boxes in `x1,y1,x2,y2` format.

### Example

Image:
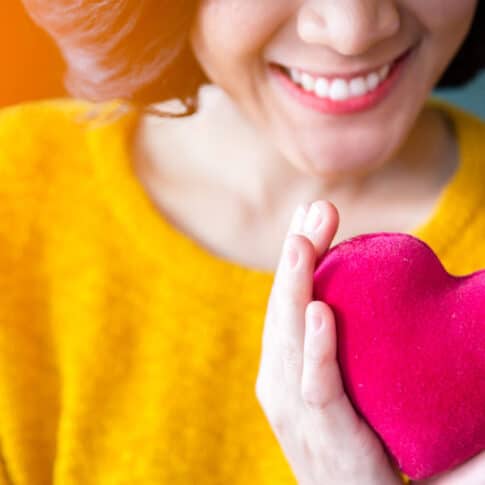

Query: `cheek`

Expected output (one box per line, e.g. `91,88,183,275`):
190,0,289,67
406,0,477,40
400,0,478,90
411,0,477,26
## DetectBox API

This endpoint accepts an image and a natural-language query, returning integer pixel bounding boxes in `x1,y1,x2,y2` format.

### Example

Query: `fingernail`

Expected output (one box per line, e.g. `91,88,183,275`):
285,239,299,269
309,309,323,333
289,204,307,234
303,203,323,233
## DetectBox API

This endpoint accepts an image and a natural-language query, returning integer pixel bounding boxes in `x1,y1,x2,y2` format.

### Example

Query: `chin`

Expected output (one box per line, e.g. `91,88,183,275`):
283,117,404,174
296,141,395,178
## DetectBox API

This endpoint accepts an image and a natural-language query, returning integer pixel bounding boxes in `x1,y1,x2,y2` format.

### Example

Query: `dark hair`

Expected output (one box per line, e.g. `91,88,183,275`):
22,0,484,118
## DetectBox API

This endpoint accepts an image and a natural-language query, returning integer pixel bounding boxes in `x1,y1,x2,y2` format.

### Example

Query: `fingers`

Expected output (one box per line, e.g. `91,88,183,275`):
277,226,316,389
287,202,310,235
301,300,366,447
301,300,344,411
300,200,340,259
285,200,339,259
272,200,339,390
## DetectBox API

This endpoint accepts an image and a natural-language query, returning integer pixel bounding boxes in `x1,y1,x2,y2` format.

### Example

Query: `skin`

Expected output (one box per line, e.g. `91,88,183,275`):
135,0,476,268
132,0,484,482
188,0,474,180
257,200,485,484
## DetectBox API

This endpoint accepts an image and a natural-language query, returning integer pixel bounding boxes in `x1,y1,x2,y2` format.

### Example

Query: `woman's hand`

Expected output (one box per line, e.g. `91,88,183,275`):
413,450,485,485
255,200,403,485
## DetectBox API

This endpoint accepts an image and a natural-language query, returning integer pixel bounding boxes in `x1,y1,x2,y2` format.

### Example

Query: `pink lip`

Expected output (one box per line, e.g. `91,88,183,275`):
269,46,415,115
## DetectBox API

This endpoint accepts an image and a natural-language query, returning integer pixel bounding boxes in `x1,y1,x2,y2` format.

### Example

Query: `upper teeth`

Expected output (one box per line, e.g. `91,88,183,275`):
288,63,391,101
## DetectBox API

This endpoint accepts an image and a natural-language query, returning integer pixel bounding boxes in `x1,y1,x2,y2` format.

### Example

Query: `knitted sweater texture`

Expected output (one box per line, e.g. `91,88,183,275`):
0,98,483,484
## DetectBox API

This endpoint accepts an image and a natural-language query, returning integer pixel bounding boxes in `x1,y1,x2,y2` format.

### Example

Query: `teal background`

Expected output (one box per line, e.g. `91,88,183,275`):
434,71,485,119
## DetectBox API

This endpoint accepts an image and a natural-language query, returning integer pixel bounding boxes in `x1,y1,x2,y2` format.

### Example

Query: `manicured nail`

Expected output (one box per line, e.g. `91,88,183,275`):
304,203,323,233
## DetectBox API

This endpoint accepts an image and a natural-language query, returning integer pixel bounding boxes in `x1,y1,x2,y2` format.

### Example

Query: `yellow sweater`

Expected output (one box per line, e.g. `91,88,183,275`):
0,97,483,485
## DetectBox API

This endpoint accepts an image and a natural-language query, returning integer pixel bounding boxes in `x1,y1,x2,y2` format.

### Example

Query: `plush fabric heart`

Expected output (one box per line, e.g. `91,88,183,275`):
312,233,485,480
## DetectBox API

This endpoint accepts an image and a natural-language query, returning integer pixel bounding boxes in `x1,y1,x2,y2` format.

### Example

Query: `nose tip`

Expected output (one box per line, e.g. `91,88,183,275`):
298,1,400,56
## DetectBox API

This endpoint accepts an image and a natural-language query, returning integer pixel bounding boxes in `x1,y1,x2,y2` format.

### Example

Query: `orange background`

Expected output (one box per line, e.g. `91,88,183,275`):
1,1,66,107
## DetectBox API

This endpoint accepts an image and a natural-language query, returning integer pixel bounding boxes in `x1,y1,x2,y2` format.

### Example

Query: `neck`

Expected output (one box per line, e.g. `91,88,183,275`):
133,84,457,215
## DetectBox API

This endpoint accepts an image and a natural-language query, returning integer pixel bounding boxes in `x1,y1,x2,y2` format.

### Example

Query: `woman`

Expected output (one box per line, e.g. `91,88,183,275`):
0,0,483,483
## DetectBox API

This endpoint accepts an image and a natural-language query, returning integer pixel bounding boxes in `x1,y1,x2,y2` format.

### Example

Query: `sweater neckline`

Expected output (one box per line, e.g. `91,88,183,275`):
86,98,483,297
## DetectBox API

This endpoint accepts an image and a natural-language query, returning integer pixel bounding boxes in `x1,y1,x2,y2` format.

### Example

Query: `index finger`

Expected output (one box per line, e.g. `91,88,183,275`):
271,201,339,387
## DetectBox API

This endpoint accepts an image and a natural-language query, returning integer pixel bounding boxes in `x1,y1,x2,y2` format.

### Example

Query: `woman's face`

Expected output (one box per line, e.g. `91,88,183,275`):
189,0,478,177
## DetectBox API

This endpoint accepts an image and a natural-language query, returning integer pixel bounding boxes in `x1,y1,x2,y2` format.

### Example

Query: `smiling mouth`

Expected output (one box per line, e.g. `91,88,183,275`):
270,47,414,102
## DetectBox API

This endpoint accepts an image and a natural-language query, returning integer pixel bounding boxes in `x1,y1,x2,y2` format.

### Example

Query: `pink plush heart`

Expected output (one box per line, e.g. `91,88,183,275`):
312,233,485,480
